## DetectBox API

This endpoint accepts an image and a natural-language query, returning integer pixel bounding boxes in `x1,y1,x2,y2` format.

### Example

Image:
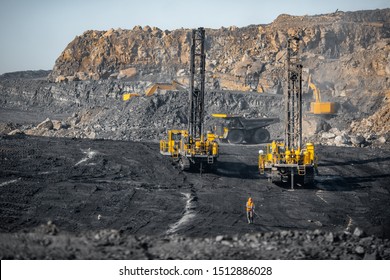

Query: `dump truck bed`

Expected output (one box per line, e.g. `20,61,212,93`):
236,117,279,130
211,114,280,144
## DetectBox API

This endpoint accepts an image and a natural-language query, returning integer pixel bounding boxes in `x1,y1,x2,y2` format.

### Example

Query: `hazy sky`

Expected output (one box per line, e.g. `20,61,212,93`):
0,0,388,74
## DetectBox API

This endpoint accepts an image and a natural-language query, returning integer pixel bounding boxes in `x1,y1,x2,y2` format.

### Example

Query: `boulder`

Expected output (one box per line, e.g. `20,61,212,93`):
334,134,350,146
52,120,64,130
66,75,79,82
68,115,81,126
215,235,224,242
325,232,334,243
87,131,97,139
118,67,137,79
364,133,376,141
37,118,54,130
322,132,336,139
378,136,387,144
55,75,67,83
350,135,365,146
355,246,365,255
328,127,341,136
302,118,327,138
353,227,365,238
8,129,24,136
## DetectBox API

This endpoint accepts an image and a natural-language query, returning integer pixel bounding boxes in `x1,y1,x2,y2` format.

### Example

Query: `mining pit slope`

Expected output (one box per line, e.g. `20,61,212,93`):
1,8,390,259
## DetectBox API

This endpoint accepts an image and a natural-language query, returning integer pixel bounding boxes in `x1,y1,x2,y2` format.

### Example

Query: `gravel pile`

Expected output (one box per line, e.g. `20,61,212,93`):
0,78,284,141
1,224,389,259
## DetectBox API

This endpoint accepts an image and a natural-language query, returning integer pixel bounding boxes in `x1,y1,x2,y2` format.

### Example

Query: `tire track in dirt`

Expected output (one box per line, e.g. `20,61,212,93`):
166,191,197,235
74,148,99,166
0,178,21,187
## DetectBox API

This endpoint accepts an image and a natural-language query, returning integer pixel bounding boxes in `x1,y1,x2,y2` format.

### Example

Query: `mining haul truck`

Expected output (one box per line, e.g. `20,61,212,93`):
212,114,279,144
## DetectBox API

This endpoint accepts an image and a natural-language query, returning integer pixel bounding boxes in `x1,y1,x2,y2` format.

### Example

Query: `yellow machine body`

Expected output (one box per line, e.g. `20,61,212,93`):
160,129,219,170
122,93,140,101
211,114,229,139
310,102,335,115
259,141,316,186
259,141,315,168
212,113,228,118
308,75,335,115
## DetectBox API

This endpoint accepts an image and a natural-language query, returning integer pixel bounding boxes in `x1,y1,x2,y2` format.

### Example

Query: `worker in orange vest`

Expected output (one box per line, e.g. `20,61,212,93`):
246,197,255,224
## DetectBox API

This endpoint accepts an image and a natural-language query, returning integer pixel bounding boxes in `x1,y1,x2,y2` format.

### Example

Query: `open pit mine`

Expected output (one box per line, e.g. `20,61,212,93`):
1,8,390,259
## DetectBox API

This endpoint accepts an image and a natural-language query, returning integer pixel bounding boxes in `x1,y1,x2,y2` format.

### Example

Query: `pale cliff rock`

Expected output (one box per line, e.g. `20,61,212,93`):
49,9,390,100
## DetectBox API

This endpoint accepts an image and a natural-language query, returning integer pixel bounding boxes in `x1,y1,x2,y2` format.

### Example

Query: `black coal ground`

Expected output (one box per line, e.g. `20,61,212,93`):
0,135,389,259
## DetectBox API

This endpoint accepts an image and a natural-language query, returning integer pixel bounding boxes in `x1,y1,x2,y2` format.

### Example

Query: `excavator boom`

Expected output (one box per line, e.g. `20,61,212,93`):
145,80,185,96
308,75,321,102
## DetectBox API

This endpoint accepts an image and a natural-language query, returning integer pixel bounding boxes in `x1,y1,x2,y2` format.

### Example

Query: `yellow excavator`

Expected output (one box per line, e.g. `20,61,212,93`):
308,75,335,115
122,80,185,101
259,36,317,188
160,28,219,171
145,80,185,96
122,93,140,101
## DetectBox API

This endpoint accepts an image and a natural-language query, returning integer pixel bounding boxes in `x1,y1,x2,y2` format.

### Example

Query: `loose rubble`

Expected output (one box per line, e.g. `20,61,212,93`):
1,225,389,260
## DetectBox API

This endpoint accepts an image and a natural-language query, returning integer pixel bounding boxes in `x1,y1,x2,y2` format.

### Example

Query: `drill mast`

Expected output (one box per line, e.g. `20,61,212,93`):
285,36,303,150
188,27,206,140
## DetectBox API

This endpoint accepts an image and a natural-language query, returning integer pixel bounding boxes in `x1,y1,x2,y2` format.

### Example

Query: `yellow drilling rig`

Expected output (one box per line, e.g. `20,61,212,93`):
160,27,219,171
258,35,317,188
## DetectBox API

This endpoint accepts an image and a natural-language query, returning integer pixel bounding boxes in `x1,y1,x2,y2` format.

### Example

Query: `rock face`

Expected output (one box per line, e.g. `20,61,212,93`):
45,9,390,145
350,90,390,138
49,10,390,98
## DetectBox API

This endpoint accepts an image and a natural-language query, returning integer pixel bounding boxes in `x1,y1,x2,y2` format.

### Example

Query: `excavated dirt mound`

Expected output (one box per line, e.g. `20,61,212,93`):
0,135,389,259
0,78,285,141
